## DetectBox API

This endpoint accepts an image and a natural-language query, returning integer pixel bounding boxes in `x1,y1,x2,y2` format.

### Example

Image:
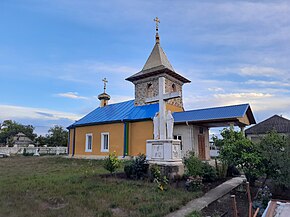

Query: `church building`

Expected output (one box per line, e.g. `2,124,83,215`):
67,18,256,160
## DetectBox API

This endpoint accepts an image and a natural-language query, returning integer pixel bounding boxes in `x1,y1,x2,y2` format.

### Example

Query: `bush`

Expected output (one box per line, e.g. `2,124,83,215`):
185,176,203,191
253,186,272,215
183,153,203,177
184,152,217,182
124,160,134,178
123,154,148,179
213,127,263,184
150,164,168,191
103,152,121,175
202,162,217,182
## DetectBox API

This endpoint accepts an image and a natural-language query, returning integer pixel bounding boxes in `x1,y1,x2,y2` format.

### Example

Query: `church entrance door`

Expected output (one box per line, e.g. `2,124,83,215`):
198,135,206,160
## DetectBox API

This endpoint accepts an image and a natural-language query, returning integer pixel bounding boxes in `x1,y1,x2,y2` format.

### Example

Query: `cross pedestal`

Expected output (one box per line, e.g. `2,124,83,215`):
145,77,184,178
146,139,184,178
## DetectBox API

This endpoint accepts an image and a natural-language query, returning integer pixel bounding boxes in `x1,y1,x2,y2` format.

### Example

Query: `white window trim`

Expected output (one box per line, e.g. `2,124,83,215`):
101,132,109,152
85,133,93,152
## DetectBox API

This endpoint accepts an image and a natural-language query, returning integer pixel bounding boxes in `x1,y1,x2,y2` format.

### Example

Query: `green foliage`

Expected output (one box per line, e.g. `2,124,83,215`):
185,176,203,191
186,211,202,217
124,160,134,178
202,162,217,182
0,120,36,145
46,125,68,147
103,152,121,174
214,127,262,183
253,186,272,215
183,152,217,182
259,132,290,188
124,154,148,179
183,153,204,177
34,135,48,146
150,164,168,191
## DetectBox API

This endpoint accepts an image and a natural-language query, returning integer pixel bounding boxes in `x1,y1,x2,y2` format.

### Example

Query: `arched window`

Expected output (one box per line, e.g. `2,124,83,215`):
172,83,176,92
147,83,153,98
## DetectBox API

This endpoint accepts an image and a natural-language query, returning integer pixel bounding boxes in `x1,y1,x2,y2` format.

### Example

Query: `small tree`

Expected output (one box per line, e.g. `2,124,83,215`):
259,131,290,188
46,126,68,147
214,127,262,183
104,152,121,175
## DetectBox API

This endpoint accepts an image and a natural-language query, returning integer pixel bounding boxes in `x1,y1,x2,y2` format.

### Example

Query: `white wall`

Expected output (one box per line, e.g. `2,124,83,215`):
174,125,210,160
0,147,67,155
173,125,194,158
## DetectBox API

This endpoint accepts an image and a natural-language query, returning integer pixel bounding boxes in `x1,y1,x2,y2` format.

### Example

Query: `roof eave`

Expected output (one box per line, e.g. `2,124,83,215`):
126,68,191,83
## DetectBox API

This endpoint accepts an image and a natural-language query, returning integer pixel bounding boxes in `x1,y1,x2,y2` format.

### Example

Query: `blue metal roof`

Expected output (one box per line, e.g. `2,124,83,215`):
68,100,254,128
173,104,250,123
69,100,159,128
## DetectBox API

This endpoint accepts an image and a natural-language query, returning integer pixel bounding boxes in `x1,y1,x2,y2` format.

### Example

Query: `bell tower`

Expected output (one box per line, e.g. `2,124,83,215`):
126,17,190,108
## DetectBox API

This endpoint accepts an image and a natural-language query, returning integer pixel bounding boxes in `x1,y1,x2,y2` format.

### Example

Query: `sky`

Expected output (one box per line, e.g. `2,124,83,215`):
0,0,289,135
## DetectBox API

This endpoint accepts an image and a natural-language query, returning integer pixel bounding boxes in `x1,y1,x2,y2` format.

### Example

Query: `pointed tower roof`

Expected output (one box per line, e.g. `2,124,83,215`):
126,18,190,83
142,42,174,71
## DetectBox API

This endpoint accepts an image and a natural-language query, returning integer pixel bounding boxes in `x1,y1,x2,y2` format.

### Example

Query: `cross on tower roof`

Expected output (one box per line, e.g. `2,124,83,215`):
102,78,108,93
154,17,160,32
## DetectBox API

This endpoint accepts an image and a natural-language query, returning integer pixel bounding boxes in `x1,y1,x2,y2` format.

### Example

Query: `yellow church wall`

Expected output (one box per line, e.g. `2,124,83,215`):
73,123,124,156
166,103,183,112
68,129,74,156
129,120,153,156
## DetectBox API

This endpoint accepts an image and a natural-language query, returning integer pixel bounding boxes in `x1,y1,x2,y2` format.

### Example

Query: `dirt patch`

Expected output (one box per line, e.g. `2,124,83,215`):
111,207,128,217
201,185,258,217
40,197,68,210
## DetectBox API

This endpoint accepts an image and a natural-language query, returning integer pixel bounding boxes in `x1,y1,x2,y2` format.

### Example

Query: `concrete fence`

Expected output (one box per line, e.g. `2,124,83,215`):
0,146,67,155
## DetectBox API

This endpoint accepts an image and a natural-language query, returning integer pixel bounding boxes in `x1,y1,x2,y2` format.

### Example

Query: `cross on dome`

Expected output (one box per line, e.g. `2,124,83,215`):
102,78,108,93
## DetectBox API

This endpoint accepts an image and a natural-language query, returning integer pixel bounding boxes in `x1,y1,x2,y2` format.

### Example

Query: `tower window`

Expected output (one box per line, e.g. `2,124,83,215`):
172,83,176,92
147,83,153,98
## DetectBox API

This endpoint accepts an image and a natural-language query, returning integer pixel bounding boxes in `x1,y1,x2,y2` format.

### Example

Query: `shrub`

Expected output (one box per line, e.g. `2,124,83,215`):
132,154,148,179
202,162,217,182
103,152,121,175
183,152,217,182
185,176,203,191
213,127,263,184
183,153,203,177
150,164,168,191
259,131,290,188
253,186,272,215
123,154,148,179
124,160,134,178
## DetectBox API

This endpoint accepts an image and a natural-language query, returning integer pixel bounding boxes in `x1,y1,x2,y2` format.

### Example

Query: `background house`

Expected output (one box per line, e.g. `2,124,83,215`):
245,115,290,143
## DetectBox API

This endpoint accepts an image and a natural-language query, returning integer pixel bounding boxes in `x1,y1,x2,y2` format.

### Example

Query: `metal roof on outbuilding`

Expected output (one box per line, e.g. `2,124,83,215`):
173,103,255,125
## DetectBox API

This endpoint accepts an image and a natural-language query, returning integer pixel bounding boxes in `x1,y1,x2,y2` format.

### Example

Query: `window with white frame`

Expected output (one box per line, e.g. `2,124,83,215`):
174,135,182,150
101,132,109,152
85,133,93,152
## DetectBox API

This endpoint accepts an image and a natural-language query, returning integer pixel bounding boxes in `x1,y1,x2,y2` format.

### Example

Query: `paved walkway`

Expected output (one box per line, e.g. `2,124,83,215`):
165,176,246,217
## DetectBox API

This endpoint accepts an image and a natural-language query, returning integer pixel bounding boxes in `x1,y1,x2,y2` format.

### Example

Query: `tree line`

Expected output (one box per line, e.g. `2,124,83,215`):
0,120,68,147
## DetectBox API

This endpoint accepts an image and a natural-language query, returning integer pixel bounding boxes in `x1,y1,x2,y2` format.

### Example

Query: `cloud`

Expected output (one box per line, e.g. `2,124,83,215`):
56,92,88,100
208,87,224,92
0,104,81,122
245,79,290,87
238,66,283,77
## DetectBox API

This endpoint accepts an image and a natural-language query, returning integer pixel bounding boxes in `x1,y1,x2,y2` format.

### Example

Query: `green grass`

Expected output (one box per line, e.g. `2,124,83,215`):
0,156,201,217
186,211,202,217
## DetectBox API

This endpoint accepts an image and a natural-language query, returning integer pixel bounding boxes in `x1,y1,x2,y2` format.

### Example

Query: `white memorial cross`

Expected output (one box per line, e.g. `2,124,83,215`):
145,77,181,139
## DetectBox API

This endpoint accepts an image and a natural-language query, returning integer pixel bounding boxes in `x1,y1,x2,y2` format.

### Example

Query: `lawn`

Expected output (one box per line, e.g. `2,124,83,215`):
0,156,200,217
